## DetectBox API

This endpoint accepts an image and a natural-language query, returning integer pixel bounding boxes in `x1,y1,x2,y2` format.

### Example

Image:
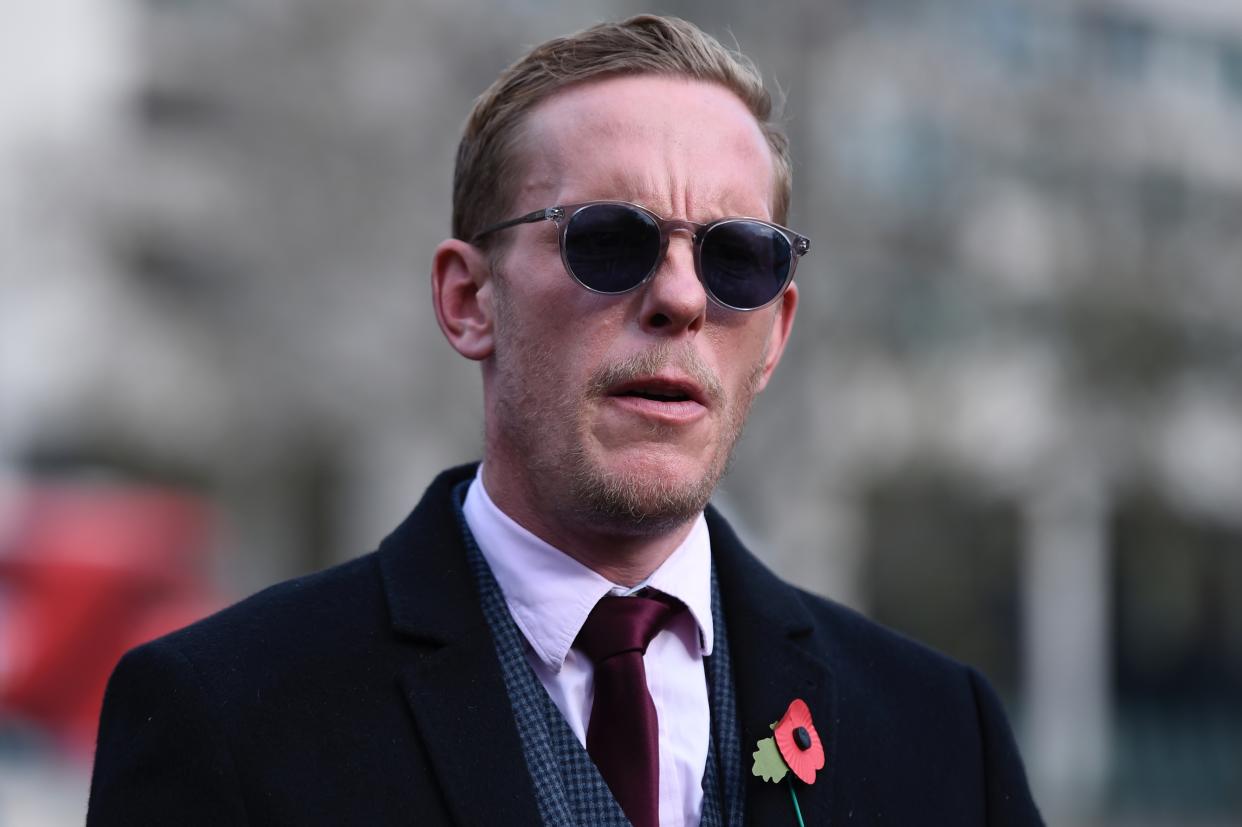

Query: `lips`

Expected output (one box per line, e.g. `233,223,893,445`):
606,376,709,408
601,374,711,427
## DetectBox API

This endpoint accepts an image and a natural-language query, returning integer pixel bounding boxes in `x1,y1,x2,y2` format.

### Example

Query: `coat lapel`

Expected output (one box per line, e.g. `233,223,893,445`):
707,507,838,827
378,465,544,827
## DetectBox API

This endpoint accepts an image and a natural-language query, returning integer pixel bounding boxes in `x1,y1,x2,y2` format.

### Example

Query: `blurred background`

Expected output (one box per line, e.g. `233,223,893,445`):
2,0,1240,824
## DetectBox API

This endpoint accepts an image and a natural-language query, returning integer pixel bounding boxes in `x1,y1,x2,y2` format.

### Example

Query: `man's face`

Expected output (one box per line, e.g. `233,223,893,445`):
481,75,797,539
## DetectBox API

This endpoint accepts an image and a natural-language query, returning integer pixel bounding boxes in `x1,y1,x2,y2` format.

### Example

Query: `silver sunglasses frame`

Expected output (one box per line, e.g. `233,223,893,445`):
470,200,810,312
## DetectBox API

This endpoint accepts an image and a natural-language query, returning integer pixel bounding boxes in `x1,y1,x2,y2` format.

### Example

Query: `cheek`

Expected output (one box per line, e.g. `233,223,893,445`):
546,290,631,356
708,317,774,381
503,294,624,395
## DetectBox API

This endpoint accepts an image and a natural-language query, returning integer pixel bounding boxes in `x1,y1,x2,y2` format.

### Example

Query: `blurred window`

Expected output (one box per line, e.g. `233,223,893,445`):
135,86,221,130
1081,12,1153,82
848,0,919,27
861,474,1022,697
835,111,959,215
1221,42,1242,103
117,229,229,302
144,0,226,9
977,3,1037,73
1110,493,1242,812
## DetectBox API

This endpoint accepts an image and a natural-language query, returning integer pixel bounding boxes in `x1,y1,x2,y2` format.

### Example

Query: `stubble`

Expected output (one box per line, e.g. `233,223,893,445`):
489,274,768,537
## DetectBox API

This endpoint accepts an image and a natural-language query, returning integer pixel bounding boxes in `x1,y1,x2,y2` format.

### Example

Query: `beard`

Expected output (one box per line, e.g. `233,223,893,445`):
490,276,767,537
563,345,763,534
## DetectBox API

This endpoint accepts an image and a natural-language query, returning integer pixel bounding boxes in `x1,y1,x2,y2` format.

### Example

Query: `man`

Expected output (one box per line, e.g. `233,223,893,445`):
89,15,1042,826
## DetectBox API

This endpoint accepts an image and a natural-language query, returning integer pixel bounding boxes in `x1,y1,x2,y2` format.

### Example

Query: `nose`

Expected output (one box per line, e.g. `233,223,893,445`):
637,231,707,336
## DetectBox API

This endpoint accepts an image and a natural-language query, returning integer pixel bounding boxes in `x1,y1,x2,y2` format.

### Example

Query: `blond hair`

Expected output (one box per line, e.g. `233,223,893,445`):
452,14,791,244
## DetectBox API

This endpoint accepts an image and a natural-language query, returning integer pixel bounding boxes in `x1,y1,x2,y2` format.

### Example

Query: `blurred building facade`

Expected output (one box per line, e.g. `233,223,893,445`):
2,0,1240,824
778,0,1242,822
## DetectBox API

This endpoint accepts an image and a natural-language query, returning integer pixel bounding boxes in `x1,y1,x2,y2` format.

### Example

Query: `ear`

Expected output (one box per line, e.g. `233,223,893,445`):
432,238,495,361
754,281,798,393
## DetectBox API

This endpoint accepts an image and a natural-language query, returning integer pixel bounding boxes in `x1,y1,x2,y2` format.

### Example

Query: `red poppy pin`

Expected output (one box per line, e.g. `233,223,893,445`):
751,698,825,826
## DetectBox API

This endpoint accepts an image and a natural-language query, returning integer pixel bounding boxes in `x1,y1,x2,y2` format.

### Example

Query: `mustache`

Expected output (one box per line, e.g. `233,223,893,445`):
587,344,725,407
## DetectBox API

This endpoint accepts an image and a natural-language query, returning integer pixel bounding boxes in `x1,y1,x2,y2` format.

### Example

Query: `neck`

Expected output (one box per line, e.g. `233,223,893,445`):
480,462,698,587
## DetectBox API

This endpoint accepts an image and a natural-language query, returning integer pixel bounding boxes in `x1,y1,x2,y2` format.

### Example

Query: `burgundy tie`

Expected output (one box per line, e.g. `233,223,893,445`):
574,593,683,827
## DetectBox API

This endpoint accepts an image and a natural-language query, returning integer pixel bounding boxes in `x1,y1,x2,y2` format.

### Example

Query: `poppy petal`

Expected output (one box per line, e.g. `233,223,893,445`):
773,699,825,784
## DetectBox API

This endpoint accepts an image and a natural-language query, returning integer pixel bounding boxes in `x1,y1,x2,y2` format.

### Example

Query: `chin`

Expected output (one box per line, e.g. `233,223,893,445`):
564,447,725,535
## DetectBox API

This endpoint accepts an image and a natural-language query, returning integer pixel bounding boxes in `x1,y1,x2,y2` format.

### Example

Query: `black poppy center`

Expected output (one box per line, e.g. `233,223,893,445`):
793,726,812,750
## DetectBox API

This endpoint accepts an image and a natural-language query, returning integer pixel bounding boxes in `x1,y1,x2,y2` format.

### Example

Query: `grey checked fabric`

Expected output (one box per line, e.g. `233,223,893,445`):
452,481,742,826
455,482,625,826
697,720,725,827
704,564,744,827
539,639,636,826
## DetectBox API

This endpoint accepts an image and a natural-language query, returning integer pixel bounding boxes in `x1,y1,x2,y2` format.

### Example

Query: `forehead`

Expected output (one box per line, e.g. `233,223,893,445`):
516,75,776,219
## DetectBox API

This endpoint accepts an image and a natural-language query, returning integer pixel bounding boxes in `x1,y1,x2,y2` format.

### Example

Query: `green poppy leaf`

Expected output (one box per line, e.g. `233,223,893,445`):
751,736,789,783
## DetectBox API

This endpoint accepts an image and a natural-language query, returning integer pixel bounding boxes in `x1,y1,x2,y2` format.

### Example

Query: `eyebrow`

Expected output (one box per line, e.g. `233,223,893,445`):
570,178,764,222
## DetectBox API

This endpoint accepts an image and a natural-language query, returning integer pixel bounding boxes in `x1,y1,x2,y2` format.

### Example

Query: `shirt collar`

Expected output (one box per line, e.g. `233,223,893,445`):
462,469,714,672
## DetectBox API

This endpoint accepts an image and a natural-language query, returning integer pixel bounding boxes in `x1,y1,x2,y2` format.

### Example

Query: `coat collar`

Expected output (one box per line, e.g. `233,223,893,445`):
378,464,485,644
377,463,837,827
377,463,544,826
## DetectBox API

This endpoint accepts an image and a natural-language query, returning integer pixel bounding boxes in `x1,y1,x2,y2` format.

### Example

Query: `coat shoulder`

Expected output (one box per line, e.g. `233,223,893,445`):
794,584,975,681
146,551,386,669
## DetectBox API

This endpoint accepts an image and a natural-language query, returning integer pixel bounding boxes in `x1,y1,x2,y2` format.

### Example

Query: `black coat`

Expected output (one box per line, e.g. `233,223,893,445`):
88,464,1042,825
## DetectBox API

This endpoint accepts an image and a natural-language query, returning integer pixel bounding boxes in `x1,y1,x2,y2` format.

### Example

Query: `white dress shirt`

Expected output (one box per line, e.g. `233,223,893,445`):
462,472,713,827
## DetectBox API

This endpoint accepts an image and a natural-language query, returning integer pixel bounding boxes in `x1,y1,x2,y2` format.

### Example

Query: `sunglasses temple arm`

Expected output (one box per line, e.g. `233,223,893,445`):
470,208,557,243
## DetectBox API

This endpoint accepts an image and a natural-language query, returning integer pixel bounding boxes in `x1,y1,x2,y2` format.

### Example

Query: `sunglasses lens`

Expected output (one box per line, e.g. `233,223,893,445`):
564,204,661,293
700,221,792,310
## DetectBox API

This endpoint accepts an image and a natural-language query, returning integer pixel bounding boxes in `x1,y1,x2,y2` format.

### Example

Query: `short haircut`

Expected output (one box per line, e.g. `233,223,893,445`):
452,14,792,245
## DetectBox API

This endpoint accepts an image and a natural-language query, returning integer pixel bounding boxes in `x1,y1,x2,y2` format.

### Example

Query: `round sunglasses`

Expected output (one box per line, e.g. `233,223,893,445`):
470,201,810,312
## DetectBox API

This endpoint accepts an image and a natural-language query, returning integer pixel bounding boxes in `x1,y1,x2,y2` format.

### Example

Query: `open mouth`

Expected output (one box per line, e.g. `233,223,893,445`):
607,377,707,410
619,387,693,403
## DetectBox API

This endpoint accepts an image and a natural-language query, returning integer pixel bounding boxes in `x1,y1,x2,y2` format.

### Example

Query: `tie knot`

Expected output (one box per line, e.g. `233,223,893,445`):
575,593,682,663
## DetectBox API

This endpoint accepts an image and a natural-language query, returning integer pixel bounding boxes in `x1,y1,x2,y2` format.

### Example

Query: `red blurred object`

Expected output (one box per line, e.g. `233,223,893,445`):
0,481,224,757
